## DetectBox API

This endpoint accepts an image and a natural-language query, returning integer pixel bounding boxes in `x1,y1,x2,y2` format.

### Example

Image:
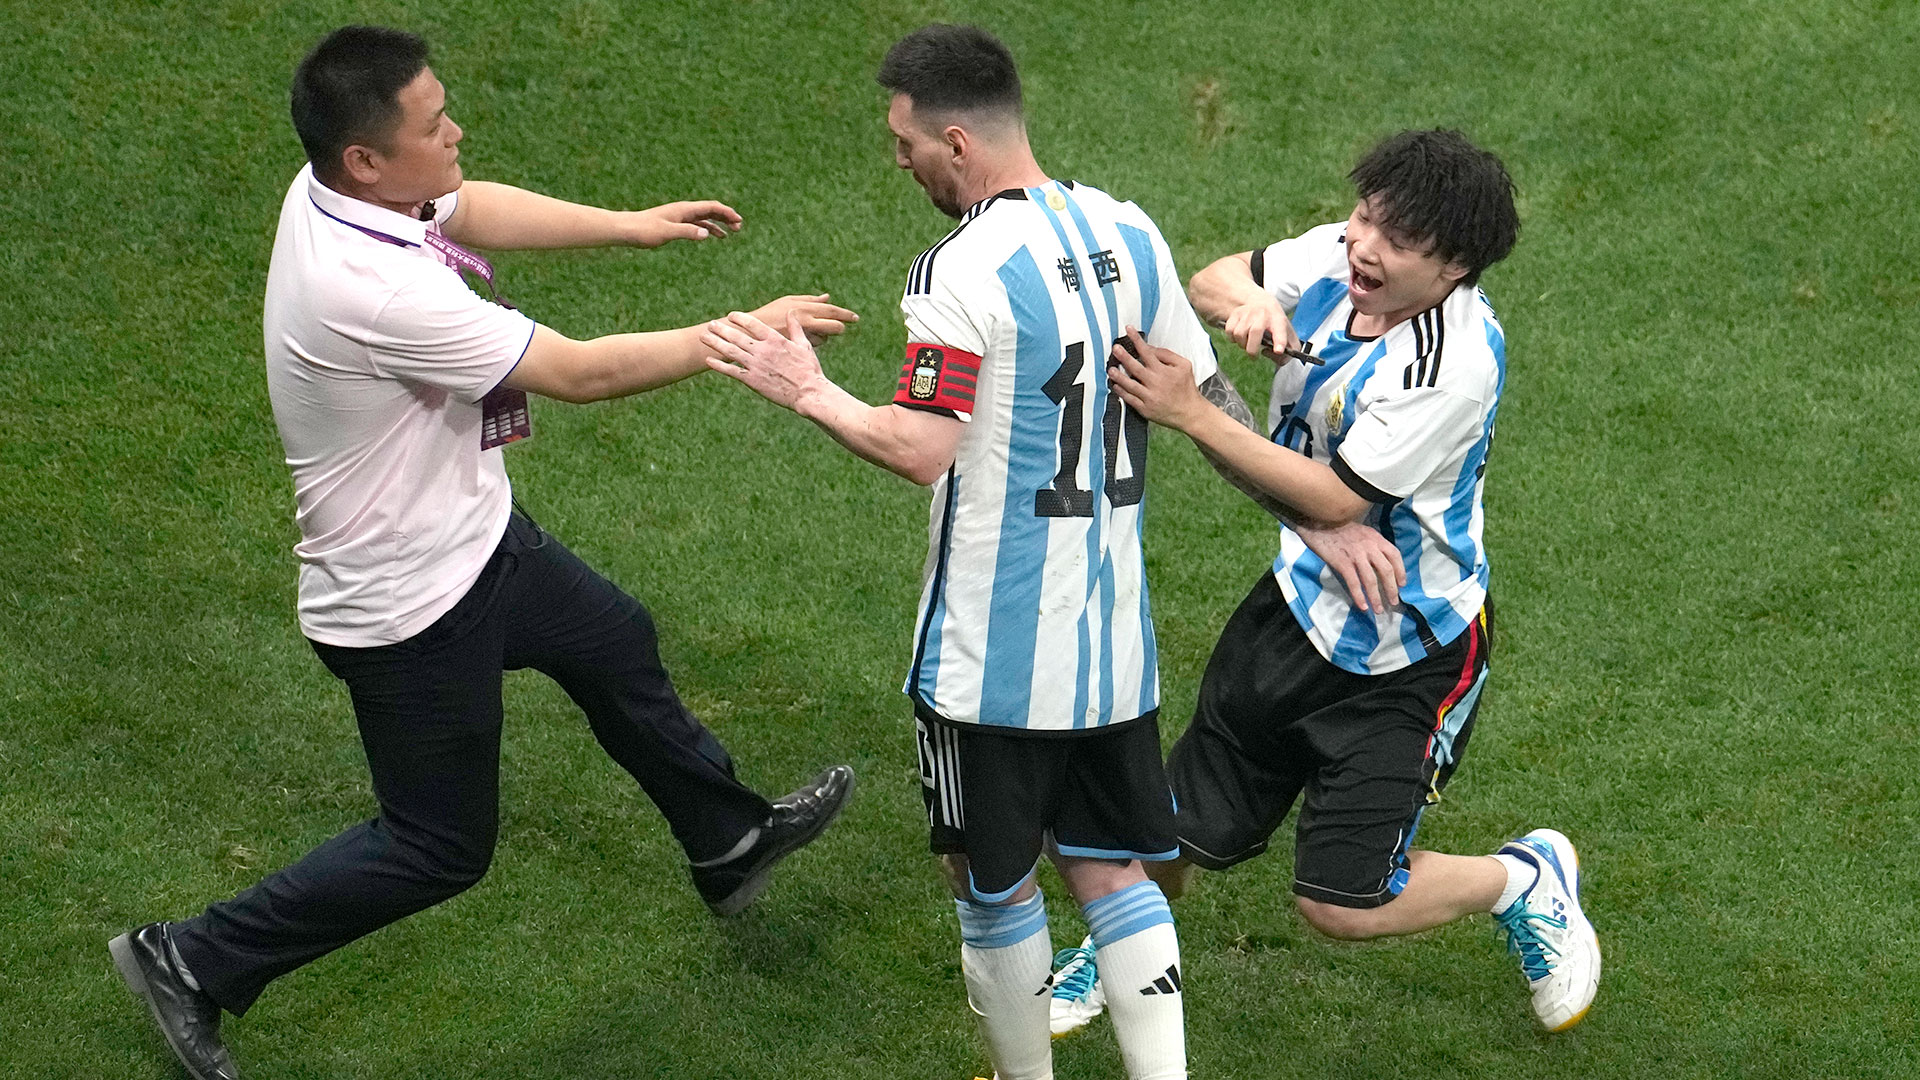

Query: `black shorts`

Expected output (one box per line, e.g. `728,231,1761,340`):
1167,573,1492,909
916,706,1179,902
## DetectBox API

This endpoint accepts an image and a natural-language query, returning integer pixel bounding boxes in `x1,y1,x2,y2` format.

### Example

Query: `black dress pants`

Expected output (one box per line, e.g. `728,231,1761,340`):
172,514,773,1014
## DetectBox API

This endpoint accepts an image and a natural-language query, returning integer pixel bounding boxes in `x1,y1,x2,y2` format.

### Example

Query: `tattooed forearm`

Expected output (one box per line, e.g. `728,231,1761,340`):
1196,372,1297,523
1201,370,1259,433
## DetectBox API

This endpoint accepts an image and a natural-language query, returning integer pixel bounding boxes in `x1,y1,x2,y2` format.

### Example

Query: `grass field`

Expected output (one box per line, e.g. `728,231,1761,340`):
4,0,1919,1077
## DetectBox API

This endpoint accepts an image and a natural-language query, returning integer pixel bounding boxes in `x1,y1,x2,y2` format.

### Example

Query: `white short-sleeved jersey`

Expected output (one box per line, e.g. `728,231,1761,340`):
895,181,1217,732
264,166,536,647
1255,222,1505,675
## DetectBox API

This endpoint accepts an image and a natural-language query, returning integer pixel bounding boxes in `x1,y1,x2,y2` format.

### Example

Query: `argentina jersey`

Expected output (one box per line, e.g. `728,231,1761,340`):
1256,222,1505,675
895,181,1217,732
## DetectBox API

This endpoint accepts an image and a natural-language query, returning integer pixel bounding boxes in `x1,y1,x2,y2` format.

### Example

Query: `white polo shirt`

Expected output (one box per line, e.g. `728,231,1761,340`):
264,165,536,647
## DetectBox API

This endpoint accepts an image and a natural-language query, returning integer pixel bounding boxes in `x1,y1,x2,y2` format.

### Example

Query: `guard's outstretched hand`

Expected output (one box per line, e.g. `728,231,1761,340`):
748,293,858,345
627,200,744,247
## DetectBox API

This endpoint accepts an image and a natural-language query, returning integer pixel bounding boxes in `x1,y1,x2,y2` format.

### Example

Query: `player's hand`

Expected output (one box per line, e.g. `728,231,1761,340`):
1292,519,1404,614
748,293,858,345
702,309,833,410
624,200,744,247
1106,326,1208,431
1220,296,1299,364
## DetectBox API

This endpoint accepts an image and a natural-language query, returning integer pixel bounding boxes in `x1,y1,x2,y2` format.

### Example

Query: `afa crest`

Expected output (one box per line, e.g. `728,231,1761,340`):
909,347,943,400
1326,382,1348,433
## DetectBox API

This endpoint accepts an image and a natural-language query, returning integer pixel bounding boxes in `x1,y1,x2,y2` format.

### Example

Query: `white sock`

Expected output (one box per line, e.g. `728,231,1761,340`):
1085,881,1186,1080
1491,853,1539,914
956,892,1054,1080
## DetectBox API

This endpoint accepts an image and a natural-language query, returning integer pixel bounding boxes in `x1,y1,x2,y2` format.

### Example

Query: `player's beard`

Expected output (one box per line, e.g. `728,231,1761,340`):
921,172,965,219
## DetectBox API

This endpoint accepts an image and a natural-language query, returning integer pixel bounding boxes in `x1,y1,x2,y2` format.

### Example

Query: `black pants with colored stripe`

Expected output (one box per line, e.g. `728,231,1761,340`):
172,514,772,1014
1167,573,1491,908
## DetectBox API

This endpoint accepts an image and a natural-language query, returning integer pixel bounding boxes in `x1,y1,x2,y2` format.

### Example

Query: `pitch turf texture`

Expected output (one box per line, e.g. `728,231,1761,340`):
3,0,1916,1076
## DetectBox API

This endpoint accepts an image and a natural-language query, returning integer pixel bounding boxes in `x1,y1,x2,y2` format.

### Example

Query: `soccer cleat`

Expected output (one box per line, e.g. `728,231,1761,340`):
109,922,242,1080
1047,940,1106,1038
692,765,855,916
1494,828,1601,1031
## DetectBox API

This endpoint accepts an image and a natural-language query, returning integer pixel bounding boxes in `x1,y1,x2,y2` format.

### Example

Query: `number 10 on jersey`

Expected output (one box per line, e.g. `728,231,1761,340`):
1033,339,1148,518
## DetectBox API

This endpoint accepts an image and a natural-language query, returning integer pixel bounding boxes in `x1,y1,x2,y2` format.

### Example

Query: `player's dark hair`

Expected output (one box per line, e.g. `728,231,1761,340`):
291,25,430,183
1349,130,1519,286
877,24,1022,122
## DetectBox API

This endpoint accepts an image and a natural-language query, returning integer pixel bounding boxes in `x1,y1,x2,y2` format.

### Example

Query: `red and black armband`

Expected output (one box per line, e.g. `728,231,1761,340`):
893,343,981,417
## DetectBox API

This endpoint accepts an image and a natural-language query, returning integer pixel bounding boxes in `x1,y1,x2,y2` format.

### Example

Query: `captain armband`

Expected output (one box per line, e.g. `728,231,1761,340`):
893,343,982,418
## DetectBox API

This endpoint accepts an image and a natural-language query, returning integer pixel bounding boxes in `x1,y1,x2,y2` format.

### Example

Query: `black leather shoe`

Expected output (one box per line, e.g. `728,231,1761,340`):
109,922,240,1080
693,765,855,916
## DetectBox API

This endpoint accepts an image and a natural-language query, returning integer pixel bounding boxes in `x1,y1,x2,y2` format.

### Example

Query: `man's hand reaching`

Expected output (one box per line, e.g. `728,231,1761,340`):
623,200,745,247
746,294,858,346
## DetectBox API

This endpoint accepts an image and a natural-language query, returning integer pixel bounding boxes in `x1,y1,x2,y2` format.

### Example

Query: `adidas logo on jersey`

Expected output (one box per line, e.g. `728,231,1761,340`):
1137,964,1183,996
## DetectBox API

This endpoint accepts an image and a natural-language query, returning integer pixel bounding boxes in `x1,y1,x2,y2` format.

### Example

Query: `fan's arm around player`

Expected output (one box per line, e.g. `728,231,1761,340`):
1109,330,1367,522
1190,368,1404,614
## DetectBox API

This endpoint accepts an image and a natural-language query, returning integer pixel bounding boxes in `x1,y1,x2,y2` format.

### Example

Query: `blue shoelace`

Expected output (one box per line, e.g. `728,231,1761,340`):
1050,946,1098,1002
1494,904,1568,981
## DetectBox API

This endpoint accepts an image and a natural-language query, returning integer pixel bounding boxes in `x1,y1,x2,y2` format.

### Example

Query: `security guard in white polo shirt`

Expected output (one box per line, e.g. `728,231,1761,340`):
107,26,858,1080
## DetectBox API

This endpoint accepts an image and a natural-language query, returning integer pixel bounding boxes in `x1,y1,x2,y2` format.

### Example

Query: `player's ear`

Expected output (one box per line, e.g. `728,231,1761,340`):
1439,259,1471,285
943,123,969,163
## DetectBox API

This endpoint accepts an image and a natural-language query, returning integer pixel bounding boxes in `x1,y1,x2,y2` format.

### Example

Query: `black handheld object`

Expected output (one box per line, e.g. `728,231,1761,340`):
1259,331,1324,365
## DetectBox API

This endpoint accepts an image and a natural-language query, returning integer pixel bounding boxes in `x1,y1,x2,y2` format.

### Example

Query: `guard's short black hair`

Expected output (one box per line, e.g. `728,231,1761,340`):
291,26,430,183
877,24,1021,121
1349,130,1519,286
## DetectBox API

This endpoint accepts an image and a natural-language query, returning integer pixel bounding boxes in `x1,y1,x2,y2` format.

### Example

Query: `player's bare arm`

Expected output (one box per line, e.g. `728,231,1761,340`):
1188,251,1300,360
702,310,963,485
1109,328,1369,523
1195,369,1403,612
443,180,743,250
509,295,856,404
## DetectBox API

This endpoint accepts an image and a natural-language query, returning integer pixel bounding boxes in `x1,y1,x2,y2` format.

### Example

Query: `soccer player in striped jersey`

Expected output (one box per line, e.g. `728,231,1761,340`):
699,24,1285,1080
1096,130,1600,1033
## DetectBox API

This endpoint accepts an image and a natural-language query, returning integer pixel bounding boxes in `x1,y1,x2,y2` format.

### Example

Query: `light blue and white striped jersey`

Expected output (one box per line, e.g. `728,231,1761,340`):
899,181,1217,732
1256,222,1505,675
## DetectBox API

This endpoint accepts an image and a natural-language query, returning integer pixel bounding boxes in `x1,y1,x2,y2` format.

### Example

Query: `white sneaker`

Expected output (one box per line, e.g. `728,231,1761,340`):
1047,940,1106,1037
1494,828,1601,1031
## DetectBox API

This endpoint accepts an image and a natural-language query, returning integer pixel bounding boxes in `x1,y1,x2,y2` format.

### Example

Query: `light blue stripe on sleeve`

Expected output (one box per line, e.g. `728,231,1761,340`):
980,247,1061,728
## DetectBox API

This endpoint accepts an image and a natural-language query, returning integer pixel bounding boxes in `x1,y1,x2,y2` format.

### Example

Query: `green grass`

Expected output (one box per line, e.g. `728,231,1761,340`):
4,0,1918,1076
